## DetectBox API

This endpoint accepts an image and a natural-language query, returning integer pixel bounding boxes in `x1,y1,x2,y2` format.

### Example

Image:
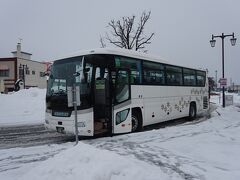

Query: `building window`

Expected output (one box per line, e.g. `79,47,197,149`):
19,69,23,79
26,69,30,75
40,72,45,77
0,70,9,77
32,70,35,75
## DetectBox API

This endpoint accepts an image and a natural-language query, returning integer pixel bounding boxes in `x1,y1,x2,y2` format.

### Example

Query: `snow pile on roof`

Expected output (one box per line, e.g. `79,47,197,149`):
19,142,171,180
0,88,46,126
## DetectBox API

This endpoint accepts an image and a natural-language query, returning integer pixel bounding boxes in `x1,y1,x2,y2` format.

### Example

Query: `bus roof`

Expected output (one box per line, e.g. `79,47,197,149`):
55,48,206,72
56,48,167,62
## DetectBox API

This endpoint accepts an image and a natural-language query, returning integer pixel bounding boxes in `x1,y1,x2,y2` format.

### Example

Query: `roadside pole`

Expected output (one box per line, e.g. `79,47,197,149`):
67,83,80,145
73,83,79,145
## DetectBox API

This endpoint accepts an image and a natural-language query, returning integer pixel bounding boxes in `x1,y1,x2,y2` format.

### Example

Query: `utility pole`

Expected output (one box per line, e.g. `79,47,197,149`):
210,32,237,107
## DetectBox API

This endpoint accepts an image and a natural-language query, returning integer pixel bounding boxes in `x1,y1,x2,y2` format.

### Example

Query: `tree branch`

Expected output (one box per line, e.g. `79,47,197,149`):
102,10,154,52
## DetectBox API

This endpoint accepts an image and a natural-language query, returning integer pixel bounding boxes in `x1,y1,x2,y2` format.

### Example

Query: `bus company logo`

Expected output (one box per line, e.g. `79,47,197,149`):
191,89,200,95
191,88,208,95
161,102,172,115
174,97,189,112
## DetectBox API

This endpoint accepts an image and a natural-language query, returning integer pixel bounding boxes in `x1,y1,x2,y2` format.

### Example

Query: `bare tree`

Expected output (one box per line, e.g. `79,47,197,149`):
99,35,106,48
100,11,154,51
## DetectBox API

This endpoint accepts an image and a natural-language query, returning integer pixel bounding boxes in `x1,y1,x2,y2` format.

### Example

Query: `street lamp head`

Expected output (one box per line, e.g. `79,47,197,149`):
230,37,237,46
210,39,216,47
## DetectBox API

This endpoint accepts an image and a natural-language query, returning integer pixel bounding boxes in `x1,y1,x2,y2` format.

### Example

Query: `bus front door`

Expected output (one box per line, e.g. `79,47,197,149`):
93,67,112,135
113,69,132,134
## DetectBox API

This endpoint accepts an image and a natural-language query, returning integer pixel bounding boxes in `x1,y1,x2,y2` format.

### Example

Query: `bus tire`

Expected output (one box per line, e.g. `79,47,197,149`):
131,110,142,132
189,103,196,120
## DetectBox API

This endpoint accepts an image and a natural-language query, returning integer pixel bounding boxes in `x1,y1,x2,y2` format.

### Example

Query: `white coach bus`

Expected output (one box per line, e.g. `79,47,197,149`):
45,48,209,136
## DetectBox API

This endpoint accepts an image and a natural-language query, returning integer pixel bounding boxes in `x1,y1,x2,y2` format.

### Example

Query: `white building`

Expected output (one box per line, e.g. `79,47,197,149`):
0,43,48,92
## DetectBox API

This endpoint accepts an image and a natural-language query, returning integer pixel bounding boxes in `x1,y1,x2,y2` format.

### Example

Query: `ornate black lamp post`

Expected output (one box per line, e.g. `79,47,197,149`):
19,64,28,89
210,33,237,107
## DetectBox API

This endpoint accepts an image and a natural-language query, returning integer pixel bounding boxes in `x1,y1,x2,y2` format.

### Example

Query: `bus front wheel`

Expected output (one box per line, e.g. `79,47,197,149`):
132,115,139,132
189,103,196,120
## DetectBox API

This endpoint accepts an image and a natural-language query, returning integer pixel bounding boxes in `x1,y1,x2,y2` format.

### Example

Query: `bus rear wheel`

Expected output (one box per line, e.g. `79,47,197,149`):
189,103,196,120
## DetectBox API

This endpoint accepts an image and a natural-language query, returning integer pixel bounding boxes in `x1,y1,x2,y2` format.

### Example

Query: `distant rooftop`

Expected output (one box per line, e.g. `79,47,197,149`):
11,51,32,56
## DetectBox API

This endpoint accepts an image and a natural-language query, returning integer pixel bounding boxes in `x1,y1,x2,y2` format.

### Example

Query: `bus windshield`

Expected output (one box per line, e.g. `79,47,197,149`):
47,56,93,109
47,56,83,95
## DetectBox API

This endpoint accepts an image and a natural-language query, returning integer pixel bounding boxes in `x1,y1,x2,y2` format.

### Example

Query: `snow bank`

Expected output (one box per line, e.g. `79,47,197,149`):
210,92,240,106
19,142,172,180
0,88,46,126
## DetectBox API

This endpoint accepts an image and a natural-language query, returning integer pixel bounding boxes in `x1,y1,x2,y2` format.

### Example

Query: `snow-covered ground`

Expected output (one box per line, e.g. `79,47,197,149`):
1,89,240,180
0,88,46,126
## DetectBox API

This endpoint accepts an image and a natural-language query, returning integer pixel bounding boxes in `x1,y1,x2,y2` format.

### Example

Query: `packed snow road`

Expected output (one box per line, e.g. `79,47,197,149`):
0,124,75,149
0,110,212,150
0,99,214,150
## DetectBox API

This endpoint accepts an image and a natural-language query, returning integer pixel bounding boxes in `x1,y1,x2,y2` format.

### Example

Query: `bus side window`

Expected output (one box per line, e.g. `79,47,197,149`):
143,61,165,85
166,66,182,86
183,68,196,86
196,71,206,86
114,56,142,84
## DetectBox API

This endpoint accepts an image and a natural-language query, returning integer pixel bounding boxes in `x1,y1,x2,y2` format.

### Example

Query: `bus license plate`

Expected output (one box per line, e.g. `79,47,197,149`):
52,111,70,117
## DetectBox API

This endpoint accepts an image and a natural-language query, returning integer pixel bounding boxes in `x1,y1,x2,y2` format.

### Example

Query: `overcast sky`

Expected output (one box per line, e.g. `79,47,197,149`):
1,0,240,84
